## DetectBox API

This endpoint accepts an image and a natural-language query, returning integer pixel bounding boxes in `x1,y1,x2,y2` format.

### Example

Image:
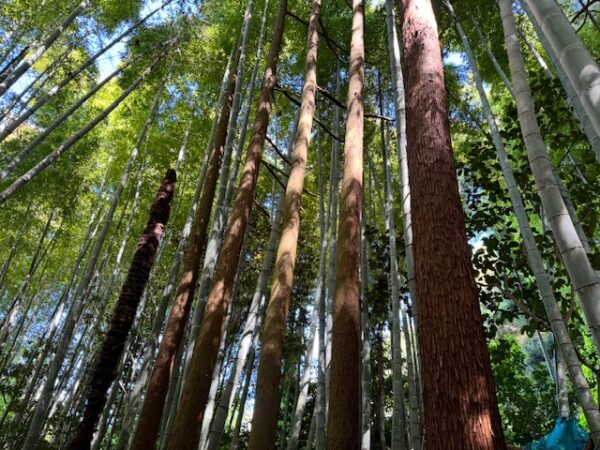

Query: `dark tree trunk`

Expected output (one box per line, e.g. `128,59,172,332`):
67,169,177,450
326,0,365,448
398,0,506,449
130,51,240,450
165,2,288,450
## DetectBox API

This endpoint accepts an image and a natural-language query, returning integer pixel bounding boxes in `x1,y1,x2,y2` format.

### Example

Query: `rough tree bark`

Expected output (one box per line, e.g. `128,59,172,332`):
21,78,165,450
445,0,600,442
165,2,288,449
130,46,239,450
326,0,364,448
68,169,176,450
247,0,320,448
398,0,506,448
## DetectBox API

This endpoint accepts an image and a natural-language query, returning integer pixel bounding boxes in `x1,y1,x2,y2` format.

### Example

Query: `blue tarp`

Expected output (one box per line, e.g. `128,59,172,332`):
524,417,589,450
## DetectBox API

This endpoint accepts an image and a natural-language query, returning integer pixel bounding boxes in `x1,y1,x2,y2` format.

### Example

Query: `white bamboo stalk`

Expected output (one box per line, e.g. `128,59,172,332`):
286,301,319,450
523,0,600,145
0,0,89,97
518,0,600,163
499,0,600,360
0,48,168,205
360,188,371,450
384,2,420,447
452,1,600,443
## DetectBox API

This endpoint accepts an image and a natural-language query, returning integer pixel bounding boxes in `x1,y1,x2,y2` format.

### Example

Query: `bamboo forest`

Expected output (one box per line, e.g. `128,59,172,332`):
2,0,600,449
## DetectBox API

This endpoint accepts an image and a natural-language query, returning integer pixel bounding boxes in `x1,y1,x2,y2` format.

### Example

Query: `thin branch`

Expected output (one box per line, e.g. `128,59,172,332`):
491,279,550,329
286,10,347,63
275,86,344,143
316,85,394,122
262,158,288,192
571,0,599,23
265,135,291,165
254,199,270,218
262,158,318,199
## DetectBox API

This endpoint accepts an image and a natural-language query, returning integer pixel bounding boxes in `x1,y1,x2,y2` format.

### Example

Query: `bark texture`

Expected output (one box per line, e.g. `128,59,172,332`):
164,2,287,449
68,169,176,450
130,52,238,450
247,0,320,448
446,0,600,442
326,0,364,448
399,0,506,448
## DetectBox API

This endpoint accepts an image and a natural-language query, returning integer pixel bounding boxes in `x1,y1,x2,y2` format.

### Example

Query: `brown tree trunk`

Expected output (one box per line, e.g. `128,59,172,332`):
130,53,239,450
164,2,288,450
398,0,506,449
67,169,177,450
247,2,320,449
326,0,365,448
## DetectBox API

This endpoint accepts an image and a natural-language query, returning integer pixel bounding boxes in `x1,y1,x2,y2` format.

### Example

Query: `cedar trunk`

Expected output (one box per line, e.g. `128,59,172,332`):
398,0,505,449
130,53,239,450
326,0,364,448
247,0,320,448
165,1,288,449
67,169,176,450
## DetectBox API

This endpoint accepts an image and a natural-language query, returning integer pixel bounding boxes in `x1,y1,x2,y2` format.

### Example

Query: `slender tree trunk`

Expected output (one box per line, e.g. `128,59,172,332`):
230,344,257,450
446,2,600,441
499,0,600,358
0,41,72,123
399,0,506,448
0,0,89,96
197,293,236,450
195,228,250,449
185,0,258,348
248,1,320,448
326,1,364,448
374,334,387,450
68,169,176,450
0,48,168,205
318,66,342,450
164,2,287,449
114,55,231,450
286,307,319,450
402,302,420,450
378,72,408,450
515,26,554,80
130,43,239,450
388,20,424,435
0,203,32,292
21,81,164,450
523,0,600,143
360,195,371,450
205,174,287,450
0,0,174,145
556,350,571,418
0,209,54,345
